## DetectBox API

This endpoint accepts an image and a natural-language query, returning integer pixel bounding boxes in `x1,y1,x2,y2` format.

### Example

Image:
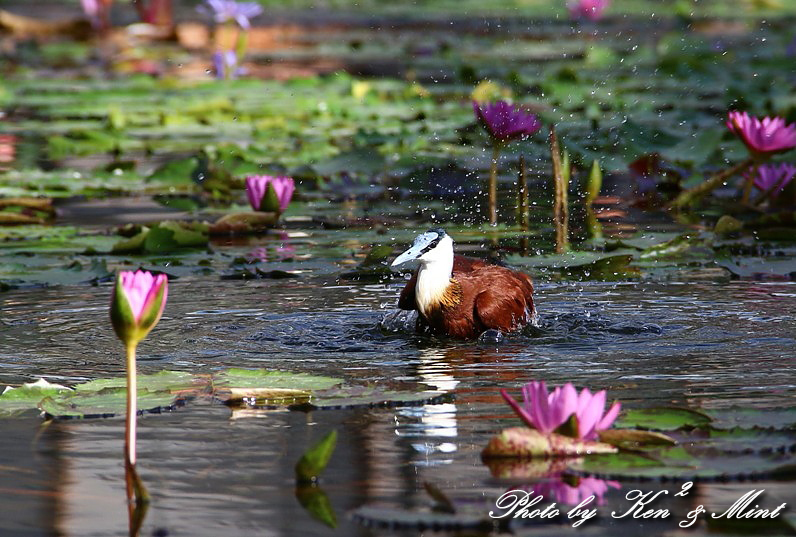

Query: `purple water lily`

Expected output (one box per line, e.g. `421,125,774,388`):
199,0,263,29
727,111,796,157
566,0,610,21
473,100,542,145
748,163,796,197
245,175,295,213
500,381,621,441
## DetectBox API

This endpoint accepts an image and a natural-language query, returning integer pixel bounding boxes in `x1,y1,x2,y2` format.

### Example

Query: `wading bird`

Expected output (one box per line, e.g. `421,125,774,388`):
392,229,536,339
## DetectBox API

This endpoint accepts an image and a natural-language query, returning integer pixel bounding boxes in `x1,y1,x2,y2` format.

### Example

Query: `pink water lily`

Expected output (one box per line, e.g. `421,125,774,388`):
500,381,621,441
110,270,168,346
567,0,610,21
748,163,796,196
727,111,796,157
245,175,295,213
473,100,542,145
533,476,621,506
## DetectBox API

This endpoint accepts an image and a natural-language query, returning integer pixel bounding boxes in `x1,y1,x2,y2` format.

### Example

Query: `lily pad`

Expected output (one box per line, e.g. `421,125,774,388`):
0,378,73,416
39,388,183,419
615,407,713,431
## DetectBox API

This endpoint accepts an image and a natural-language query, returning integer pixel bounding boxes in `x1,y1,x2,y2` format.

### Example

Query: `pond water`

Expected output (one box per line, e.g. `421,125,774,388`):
1,247,794,536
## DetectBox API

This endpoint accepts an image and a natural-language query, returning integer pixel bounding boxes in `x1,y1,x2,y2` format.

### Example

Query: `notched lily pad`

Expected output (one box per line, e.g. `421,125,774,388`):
214,368,341,406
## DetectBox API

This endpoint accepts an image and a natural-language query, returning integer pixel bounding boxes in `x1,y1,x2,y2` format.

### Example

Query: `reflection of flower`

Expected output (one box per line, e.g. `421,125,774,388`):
199,0,263,29
246,233,295,262
566,0,610,21
727,111,796,157
533,476,620,506
747,163,796,197
473,100,542,145
500,381,621,440
245,175,295,213
110,270,168,347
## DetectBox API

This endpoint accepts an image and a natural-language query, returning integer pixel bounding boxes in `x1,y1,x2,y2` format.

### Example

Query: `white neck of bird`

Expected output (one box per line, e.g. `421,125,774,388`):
415,250,454,317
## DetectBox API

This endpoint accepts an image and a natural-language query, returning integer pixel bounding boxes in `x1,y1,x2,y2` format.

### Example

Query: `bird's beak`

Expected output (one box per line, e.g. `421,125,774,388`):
391,244,423,271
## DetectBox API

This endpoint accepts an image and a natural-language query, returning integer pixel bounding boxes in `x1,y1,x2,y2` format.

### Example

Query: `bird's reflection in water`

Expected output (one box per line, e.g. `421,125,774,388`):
397,348,459,462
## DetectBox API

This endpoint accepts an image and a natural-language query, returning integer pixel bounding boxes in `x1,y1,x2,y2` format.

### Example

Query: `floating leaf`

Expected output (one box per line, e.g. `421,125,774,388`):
482,427,618,458
74,370,199,394
209,212,279,235
351,506,493,532
598,428,677,449
0,378,73,416
616,407,713,431
39,388,182,419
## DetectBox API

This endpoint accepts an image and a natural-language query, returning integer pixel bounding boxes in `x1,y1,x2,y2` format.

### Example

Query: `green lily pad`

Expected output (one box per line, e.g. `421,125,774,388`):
39,388,183,419
0,378,73,416
616,407,713,431
74,370,199,394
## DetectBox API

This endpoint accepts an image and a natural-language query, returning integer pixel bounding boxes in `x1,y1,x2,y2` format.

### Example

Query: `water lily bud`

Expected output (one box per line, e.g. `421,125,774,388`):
245,175,295,213
110,270,168,347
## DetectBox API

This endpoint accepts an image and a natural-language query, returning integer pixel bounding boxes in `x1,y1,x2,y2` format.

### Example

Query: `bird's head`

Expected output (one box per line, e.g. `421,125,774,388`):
391,228,453,271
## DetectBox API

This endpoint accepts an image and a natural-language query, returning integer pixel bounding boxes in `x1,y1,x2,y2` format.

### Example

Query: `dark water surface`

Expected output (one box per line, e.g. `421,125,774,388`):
1,276,795,536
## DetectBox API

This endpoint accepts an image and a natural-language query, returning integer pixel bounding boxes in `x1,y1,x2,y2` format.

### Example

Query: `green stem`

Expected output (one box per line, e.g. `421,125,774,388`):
517,155,529,231
550,126,569,253
669,157,756,210
125,343,138,468
488,144,501,226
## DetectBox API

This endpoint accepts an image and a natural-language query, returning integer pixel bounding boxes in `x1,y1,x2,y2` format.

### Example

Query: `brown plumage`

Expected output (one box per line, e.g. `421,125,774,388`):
392,231,535,339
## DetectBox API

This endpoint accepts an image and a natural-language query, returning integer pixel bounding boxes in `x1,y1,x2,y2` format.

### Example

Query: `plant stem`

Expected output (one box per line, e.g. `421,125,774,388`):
488,144,501,226
550,126,569,253
669,157,756,210
125,343,138,468
517,155,529,231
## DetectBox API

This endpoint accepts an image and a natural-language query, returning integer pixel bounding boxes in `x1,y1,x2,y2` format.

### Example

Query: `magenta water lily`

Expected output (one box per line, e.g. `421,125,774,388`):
473,100,542,146
500,381,621,441
110,269,167,500
111,270,168,347
727,111,796,157
566,0,610,21
246,175,295,213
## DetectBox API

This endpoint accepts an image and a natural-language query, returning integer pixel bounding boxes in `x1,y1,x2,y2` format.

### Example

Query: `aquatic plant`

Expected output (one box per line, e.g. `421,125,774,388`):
245,175,295,213
213,50,240,80
566,0,610,21
473,100,542,225
671,111,796,209
726,111,796,157
533,476,620,506
500,381,621,440
110,270,168,503
199,0,263,29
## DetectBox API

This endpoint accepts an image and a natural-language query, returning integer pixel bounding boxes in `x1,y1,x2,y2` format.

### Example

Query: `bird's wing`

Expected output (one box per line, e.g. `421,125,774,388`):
398,271,418,310
473,281,533,332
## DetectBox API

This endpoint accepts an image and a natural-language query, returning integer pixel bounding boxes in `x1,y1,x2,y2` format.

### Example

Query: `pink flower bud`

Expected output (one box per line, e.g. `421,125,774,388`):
245,175,295,213
110,270,168,347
